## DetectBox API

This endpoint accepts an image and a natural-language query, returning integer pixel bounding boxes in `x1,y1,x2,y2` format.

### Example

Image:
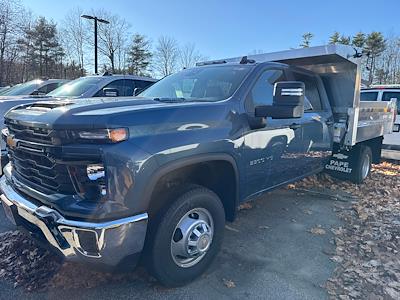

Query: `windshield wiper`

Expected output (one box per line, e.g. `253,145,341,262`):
152,97,187,103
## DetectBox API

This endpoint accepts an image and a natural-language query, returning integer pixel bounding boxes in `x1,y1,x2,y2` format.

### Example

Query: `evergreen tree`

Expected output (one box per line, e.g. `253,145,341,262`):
339,35,351,45
329,32,340,44
364,32,386,84
127,33,152,75
300,32,313,48
352,32,365,48
23,17,62,77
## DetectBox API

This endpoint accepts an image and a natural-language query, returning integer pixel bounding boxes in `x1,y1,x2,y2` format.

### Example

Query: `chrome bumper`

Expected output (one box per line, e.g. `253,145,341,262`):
0,174,148,267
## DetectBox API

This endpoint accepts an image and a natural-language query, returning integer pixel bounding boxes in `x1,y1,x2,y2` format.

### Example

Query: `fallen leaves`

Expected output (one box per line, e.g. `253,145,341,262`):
222,278,236,288
309,226,326,235
238,202,253,211
292,161,400,299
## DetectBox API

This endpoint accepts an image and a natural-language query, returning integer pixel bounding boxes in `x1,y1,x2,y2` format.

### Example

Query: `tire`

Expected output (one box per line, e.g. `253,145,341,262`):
147,185,225,287
350,145,372,184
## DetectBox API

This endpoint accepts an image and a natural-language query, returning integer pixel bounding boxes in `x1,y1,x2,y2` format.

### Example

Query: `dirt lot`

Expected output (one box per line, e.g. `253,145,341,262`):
0,161,398,300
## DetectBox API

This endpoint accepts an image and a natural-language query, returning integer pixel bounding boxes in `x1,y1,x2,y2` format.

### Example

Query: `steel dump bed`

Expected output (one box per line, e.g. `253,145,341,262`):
215,45,397,147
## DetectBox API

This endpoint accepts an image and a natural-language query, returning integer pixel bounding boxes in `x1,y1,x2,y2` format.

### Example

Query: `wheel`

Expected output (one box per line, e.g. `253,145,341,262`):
147,185,225,287
350,145,372,183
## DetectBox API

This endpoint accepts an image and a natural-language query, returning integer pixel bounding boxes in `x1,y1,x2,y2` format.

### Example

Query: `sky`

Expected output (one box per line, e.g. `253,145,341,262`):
20,0,400,60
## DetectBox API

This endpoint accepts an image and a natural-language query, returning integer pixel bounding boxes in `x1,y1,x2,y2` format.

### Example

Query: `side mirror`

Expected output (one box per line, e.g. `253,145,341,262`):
103,88,119,97
255,81,305,119
134,87,143,96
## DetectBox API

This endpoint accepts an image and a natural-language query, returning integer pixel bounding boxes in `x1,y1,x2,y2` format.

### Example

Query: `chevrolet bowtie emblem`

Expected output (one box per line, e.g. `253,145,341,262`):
6,134,17,149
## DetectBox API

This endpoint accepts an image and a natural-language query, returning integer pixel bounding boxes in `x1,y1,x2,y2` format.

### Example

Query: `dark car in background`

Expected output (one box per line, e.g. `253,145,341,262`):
0,86,11,95
0,74,157,173
47,74,157,98
0,79,69,97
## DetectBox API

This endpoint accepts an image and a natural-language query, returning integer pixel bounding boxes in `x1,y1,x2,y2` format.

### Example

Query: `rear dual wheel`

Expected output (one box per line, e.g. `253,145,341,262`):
350,145,372,184
147,185,225,287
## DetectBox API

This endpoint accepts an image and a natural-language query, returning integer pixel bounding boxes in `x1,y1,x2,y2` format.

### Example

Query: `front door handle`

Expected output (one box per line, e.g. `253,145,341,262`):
289,123,301,130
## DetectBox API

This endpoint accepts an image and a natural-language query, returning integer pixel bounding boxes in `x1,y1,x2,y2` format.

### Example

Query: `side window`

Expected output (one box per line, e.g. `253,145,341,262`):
382,92,400,101
247,69,285,109
135,80,154,90
293,73,322,111
95,79,125,97
44,83,60,93
361,92,379,101
382,92,400,114
124,79,135,96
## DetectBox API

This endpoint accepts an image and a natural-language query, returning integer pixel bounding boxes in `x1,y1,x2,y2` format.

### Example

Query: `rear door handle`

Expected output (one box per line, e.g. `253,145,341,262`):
326,120,334,125
289,123,301,130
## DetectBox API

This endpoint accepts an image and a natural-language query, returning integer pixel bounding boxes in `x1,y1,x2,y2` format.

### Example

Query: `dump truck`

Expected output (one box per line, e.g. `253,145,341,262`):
0,45,397,287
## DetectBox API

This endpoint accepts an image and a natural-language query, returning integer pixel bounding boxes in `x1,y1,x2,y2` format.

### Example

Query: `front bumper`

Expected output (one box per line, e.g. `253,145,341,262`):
0,175,148,267
0,150,8,176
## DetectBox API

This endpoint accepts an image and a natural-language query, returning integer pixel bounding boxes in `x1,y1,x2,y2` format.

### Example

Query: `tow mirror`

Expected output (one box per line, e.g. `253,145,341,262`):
255,81,305,119
103,88,119,97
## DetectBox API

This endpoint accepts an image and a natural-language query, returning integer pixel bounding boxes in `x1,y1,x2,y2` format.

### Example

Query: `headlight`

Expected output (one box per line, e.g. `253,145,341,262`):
77,128,128,143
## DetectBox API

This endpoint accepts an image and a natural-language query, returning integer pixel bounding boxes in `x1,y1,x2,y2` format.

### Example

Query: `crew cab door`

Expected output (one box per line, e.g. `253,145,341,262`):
242,68,332,199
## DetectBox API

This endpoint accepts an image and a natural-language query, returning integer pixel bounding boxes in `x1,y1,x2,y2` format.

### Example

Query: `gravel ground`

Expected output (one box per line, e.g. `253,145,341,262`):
0,161,398,299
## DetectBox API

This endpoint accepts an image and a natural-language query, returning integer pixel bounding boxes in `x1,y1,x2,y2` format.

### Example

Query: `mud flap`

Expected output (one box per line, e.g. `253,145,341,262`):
324,146,361,180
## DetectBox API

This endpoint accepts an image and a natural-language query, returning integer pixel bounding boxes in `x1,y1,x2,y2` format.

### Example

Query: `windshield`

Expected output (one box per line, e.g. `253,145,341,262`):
1,80,42,96
48,77,103,97
139,65,252,102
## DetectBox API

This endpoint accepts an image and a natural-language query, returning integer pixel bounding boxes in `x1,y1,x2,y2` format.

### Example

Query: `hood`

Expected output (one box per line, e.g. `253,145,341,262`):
4,97,183,129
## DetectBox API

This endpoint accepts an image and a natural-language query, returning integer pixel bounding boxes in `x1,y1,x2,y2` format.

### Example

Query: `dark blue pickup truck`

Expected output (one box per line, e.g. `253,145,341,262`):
0,45,397,286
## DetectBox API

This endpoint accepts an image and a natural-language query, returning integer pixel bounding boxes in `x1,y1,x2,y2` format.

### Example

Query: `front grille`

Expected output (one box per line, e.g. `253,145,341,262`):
10,147,75,194
6,122,104,198
6,122,57,145
5,122,75,194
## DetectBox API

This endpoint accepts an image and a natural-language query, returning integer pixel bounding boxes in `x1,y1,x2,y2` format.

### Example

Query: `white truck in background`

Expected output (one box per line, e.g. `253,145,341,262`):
361,86,400,159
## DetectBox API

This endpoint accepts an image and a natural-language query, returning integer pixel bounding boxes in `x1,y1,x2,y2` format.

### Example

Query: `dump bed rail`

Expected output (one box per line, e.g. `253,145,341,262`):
355,100,397,144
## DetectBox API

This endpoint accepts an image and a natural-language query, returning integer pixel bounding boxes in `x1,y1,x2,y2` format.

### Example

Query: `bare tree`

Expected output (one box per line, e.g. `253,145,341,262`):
0,0,24,85
178,43,205,69
153,35,179,77
61,7,89,76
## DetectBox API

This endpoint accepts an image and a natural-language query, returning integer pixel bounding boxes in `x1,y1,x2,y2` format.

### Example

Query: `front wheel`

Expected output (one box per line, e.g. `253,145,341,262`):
147,185,225,287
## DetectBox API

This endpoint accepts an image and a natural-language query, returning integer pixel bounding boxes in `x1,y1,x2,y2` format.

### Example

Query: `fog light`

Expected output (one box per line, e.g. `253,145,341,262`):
100,184,107,196
87,164,105,181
